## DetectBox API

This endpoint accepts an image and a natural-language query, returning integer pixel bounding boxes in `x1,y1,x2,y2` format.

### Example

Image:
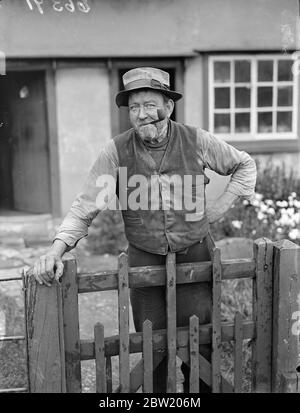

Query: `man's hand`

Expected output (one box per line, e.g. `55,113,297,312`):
31,239,67,287
32,254,64,287
206,191,238,224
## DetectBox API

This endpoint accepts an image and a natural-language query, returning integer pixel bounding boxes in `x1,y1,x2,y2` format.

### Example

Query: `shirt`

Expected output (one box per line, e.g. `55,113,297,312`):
54,126,257,250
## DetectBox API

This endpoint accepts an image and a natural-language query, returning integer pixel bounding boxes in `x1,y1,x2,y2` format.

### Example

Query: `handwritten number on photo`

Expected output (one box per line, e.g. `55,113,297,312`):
65,0,75,13
26,0,44,14
52,0,64,12
77,0,90,13
25,0,91,14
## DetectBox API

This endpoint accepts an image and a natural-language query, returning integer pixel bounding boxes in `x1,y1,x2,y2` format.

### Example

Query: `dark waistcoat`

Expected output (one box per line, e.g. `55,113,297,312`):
113,120,209,255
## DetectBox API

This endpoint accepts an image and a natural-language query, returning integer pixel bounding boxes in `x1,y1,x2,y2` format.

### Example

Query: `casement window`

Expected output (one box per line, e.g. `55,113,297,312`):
208,55,298,141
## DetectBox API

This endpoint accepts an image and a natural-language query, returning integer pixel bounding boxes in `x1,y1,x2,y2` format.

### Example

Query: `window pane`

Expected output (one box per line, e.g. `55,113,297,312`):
214,61,230,83
258,112,272,133
278,60,293,81
235,87,250,108
277,86,293,106
214,88,230,108
235,113,250,133
234,60,250,82
257,87,273,107
258,60,273,81
214,113,230,133
277,111,292,132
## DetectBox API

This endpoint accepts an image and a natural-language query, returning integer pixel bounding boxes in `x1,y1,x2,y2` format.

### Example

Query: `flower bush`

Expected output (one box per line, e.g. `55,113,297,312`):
210,160,300,245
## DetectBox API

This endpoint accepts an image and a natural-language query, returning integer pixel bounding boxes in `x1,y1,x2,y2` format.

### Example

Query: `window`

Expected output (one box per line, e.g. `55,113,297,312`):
209,55,298,140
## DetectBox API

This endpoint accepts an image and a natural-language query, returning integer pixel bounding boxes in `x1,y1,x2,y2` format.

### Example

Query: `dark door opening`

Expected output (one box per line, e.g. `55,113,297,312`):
118,67,177,134
0,71,51,214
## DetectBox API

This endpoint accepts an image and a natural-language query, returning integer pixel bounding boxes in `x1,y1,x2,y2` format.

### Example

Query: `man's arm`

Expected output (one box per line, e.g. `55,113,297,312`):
32,139,119,286
196,128,257,223
206,191,238,224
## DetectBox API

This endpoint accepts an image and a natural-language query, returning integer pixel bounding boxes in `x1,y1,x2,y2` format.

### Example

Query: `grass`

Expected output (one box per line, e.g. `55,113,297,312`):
0,248,254,393
0,278,28,392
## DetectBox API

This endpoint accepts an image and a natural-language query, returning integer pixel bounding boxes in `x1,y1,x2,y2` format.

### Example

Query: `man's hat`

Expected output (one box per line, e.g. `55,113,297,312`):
115,67,183,107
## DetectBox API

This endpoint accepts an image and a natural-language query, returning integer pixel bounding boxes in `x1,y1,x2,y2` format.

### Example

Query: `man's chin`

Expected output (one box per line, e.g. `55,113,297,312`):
136,124,158,141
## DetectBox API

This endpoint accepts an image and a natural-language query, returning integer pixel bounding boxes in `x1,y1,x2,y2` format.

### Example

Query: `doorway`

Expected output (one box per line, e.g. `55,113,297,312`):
0,71,51,214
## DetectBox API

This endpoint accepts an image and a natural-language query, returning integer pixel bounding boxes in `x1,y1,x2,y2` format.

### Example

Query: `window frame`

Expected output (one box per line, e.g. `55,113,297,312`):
208,54,298,141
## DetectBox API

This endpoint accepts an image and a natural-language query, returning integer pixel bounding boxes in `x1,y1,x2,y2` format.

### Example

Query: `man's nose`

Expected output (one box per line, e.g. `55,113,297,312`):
137,105,147,119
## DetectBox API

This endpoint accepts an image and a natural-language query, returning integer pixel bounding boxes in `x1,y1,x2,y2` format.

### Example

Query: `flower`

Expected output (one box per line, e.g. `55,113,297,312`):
293,200,300,208
289,228,300,240
254,193,263,201
232,220,242,229
257,211,265,220
259,203,269,213
276,200,288,208
294,212,300,224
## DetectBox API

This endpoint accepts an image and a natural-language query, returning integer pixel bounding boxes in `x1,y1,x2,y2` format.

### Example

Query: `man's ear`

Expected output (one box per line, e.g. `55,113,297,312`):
166,99,175,118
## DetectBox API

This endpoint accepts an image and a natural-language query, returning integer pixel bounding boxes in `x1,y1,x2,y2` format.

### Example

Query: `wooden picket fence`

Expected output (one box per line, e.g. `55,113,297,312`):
24,236,300,393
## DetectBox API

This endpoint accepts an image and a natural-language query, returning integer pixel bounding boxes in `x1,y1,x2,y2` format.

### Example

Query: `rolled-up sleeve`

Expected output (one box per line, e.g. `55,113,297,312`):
54,140,119,251
196,128,257,201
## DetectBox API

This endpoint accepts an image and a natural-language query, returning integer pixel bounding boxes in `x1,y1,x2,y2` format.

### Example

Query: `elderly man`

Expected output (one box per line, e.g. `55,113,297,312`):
32,67,256,392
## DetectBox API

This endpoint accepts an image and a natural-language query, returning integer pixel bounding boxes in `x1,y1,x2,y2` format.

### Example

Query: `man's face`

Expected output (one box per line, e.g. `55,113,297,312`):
128,90,173,142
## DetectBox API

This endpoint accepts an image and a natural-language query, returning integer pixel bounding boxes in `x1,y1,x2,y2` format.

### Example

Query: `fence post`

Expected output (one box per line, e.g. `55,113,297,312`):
272,239,300,393
60,254,81,393
26,270,66,392
252,238,273,393
166,252,177,393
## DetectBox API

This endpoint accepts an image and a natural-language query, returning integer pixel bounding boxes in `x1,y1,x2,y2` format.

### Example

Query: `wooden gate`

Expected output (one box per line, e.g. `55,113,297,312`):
25,236,300,393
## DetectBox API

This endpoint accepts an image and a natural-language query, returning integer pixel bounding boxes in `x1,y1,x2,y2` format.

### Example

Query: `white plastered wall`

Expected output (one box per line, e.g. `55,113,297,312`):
55,66,111,215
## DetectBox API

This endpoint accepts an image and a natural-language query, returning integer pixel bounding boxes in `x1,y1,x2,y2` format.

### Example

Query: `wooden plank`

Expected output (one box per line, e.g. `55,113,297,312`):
0,388,28,393
177,348,234,393
279,373,300,393
26,276,64,392
166,252,177,393
78,259,255,293
234,312,243,393
115,351,166,393
94,323,106,393
252,238,273,393
22,268,31,393
61,254,82,393
142,320,153,393
106,357,113,393
212,247,222,393
272,240,300,393
80,321,255,360
118,253,130,393
57,283,67,393
189,315,199,393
